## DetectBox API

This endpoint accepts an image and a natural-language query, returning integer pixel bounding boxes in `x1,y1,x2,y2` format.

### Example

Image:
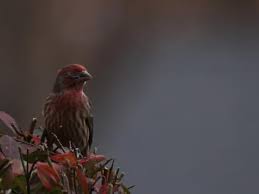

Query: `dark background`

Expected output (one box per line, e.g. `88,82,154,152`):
0,1,259,193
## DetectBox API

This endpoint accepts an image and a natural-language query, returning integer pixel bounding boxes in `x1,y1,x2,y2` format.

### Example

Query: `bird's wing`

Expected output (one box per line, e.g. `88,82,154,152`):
86,98,94,148
86,115,93,148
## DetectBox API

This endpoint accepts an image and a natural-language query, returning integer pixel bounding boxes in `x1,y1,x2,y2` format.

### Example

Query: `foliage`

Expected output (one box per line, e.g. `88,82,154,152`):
0,111,134,194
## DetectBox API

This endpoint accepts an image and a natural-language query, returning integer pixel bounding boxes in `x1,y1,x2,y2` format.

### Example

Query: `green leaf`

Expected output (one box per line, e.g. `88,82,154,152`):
0,159,11,177
11,175,27,194
121,184,131,194
49,187,63,194
22,149,48,163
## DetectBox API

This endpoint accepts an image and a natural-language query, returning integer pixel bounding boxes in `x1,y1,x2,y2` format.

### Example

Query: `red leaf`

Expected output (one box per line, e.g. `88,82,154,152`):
0,135,38,159
0,135,20,159
79,154,105,165
32,135,41,145
99,183,109,194
36,162,60,190
0,152,5,160
0,111,18,136
11,159,24,176
76,168,89,194
51,152,77,167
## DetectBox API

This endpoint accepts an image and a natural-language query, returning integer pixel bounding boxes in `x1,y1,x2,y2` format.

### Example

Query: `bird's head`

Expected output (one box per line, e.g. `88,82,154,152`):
53,64,92,93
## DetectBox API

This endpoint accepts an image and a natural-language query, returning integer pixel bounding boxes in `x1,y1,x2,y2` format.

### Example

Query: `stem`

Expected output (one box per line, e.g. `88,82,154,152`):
18,147,26,175
91,176,101,193
93,159,113,175
113,167,120,185
128,185,136,190
18,148,30,194
50,132,66,153
73,168,78,194
26,149,30,194
28,160,37,178
108,160,114,182
26,118,37,142
11,124,25,138
29,118,37,135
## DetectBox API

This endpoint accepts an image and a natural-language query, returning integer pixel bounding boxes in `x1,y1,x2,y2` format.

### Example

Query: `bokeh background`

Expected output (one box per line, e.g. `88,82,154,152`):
0,1,259,193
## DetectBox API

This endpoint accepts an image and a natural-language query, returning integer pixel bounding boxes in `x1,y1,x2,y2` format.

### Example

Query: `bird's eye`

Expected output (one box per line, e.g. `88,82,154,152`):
66,72,80,79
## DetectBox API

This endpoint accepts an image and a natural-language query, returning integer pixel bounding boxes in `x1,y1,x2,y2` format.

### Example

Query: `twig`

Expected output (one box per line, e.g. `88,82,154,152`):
90,176,101,193
28,160,37,178
108,160,114,182
128,185,135,190
15,138,38,147
28,118,37,136
25,118,37,142
117,172,125,182
11,124,25,138
50,132,66,153
95,159,113,174
112,167,120,185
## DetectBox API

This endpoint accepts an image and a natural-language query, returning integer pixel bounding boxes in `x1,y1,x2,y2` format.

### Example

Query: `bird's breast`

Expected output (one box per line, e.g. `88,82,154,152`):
44,92,90,130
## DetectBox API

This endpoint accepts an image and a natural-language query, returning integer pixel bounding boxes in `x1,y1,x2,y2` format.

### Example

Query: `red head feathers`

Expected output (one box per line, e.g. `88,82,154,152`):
53,64,92,93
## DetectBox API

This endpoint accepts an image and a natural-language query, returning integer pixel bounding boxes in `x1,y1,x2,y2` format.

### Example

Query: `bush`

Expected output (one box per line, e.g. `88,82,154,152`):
0,111,133,194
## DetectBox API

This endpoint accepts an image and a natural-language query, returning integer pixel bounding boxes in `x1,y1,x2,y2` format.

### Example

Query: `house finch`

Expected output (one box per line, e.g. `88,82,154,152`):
43,64,93,155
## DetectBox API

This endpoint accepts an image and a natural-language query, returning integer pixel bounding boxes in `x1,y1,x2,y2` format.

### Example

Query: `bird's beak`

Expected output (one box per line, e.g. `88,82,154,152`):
80,71,93,81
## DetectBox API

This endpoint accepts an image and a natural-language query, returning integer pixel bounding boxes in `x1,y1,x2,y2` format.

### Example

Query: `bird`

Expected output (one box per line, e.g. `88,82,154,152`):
43,64,93,155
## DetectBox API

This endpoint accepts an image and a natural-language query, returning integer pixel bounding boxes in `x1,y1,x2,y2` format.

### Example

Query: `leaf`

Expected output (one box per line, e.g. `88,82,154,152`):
1,163,15,189
108,183,114,193
11,175,27,193
99,183,109,194
36,162,61,191
77,168,89,194
51,152,77,167
32,135,41,145
0,135,37,159
0,158,19,190
11,159,24,176
49,187,64,194
0,111,18,136
0,135,20,159
23,149,48,163
60,172,71,193
85,158,111,178
0,158,23,190
0,152,4,160
121,184,131,194
0,158,11,176
79,154,106,166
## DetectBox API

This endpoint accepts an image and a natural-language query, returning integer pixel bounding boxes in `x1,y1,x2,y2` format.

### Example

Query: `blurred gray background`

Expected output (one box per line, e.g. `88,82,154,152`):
0,1,259,193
